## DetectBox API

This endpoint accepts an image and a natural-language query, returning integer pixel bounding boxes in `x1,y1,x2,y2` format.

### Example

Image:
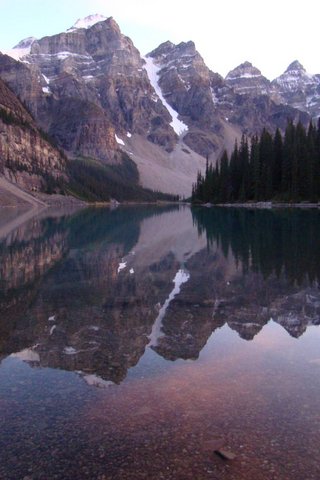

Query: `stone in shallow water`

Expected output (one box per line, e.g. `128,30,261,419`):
214,448,237,461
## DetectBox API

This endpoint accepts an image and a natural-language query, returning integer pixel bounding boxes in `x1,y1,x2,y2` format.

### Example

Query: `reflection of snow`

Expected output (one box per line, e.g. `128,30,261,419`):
11,348,40,363
117,261,127,273
148,269,190,347
81,374,114,388
49,325,56,335
63,347,77,355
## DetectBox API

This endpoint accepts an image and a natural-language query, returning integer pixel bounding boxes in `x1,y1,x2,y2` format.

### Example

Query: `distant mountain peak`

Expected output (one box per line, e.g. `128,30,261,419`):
148,41,175,58
225,61,270,97
226,61,263,80
148,40,197,62
13,37,36,50
177,40,196,49
285,60,305,73
67,14,108,32
237,61,254,69
5,36,37,61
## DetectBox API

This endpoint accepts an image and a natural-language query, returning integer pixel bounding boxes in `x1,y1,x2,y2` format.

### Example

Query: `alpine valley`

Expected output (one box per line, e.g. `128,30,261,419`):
0,14,318,203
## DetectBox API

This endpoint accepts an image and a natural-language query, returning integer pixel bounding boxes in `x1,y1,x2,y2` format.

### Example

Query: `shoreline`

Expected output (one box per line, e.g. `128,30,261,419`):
198,201,320,210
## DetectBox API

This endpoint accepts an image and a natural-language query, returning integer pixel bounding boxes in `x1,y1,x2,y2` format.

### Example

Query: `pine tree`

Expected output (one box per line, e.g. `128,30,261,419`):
273,128,283,196
219,150,230,202
306,122,317,201
295,121,308,200
250,134,260,201
259,128,274,199
282,120,295,199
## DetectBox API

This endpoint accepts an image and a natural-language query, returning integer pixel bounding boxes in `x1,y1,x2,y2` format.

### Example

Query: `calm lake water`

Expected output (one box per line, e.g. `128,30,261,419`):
0,205,320,480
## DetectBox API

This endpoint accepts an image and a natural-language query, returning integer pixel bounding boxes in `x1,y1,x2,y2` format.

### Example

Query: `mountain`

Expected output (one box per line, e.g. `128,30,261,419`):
225,61,271,96
145,40,240,158
0,15,316,201
3,17,177,157
145,42,308,157
0,17,207,197
224,59,320,120
272,60,320,118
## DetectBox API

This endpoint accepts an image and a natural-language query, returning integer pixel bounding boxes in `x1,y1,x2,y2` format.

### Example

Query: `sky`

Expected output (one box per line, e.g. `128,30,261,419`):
0,0,319,80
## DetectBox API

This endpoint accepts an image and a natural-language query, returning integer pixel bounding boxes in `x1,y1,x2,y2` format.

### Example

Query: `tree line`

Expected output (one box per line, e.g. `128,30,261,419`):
67,155,180,203
192,119,320,203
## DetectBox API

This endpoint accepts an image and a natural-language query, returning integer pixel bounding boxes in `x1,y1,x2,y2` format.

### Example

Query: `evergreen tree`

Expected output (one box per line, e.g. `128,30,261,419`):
219,150,230,202
273,128,283,196
282,120,295,199
259,128,274,200
250,134,261,201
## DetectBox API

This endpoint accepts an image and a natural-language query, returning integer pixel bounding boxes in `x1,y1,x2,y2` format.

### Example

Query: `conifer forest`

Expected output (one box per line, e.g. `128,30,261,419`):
192,120,320,203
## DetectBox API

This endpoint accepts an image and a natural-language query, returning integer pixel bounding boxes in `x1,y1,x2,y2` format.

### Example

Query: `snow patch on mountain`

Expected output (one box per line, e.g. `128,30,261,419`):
67,14,107,32
4,37,36,61
42,74,50,84
143,55,188,136
227,73,262,80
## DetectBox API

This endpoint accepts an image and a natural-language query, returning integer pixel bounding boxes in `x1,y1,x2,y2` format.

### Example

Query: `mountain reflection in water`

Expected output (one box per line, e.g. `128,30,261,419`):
0,205,319,385
1,205,320,480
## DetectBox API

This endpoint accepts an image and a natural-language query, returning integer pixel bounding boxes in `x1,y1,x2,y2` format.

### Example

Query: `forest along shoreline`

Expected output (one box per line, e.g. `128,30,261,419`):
199,201,320,209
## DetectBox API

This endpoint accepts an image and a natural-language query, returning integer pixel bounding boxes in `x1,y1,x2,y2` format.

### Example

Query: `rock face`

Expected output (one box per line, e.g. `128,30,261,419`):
0,75,66,192
225,61,271,96
225,59,320,120
146,43,309,156
146,40,239,157
1,17,177,161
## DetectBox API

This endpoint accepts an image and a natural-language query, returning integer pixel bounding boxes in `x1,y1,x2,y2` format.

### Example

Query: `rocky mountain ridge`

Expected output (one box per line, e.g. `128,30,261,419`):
271,60,320,117
0,14,317,198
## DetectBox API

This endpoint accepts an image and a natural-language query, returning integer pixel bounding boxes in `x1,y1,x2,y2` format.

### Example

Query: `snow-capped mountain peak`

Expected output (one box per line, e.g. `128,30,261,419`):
272,60,320,118
67,14,107,32
4,36,36,62
13,37,37,50
273,60,316,88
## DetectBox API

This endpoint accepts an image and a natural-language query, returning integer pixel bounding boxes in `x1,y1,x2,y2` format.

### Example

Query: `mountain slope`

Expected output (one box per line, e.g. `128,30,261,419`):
0,75,66,193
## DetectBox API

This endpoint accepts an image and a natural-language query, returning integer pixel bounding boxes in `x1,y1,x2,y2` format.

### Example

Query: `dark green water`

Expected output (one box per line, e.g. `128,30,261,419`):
0,205,319,480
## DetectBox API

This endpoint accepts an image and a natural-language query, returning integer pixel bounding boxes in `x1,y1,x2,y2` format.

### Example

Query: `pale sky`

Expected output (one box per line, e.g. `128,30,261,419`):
0,0,319,80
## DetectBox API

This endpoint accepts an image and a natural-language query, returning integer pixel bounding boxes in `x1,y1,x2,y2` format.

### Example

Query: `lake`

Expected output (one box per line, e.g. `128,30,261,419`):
0,205,319,480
